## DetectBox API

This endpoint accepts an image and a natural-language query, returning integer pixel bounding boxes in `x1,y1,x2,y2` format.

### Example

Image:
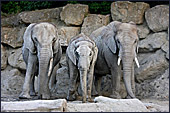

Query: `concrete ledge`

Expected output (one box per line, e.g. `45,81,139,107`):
94,96,149,112
1,99,67,112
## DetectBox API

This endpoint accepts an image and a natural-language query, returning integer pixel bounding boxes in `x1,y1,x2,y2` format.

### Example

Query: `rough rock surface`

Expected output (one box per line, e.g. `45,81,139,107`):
1,44,8,70
136,69,169,100
8,48,26,70
138,32,167,52
1,99,67,112
135,50,169,82
1,14,20,27
111,1,149,24
51,66,69,98
81,14,110,36
145,5,169,32
161,41,169,59
137,22,150,39
58,27,80,46
67,98,149,112
1,27,26,48
60,4,89,25
18,8,62,24
141,99,169,112
1,67,24,97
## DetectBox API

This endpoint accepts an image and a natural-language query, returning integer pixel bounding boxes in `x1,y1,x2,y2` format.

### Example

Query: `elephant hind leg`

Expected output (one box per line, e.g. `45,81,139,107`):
94,75,103,96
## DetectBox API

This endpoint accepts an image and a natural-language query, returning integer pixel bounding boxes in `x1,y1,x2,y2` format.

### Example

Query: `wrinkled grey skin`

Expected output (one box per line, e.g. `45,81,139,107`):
66,33,98,103
19,22,62,99
90,21,139,99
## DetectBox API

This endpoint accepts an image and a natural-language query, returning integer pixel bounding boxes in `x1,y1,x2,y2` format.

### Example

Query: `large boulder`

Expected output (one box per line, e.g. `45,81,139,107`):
135,50,169,83
136,69,169,100
95,74,127,99
1,14,20,27
1,27,26,48
1,44,8,70
81,14,110,36
111,1,149,24
60,4,89,25
18,7,62,24
58,27,80,46
8,48,26,70
161,41,169,60
142,99,169,112
1,68,24,97
1,99,67,112
145,5,169,32
138,32,167,52
51,66,69,98
137,22,150,39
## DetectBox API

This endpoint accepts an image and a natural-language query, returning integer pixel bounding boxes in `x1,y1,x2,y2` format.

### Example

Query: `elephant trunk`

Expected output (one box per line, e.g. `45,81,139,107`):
122,52,135,98
79,70,87,103
38,48,52,99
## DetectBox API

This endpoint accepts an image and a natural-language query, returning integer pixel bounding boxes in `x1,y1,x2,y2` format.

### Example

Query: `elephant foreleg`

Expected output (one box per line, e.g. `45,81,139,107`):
67,59,78,101
87,66,95,102
19,53,37,99
110,65,121,99
30,75,36,96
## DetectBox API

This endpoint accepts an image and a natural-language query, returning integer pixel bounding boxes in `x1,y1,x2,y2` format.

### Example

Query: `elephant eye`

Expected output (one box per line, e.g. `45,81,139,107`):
34,37,38,42
134,39,137,43
52,37,56,42
89,52,92,56
117,39,120,44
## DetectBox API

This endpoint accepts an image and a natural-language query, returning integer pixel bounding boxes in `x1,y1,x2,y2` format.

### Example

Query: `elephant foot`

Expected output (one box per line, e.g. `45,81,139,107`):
82,99,86,103
87,98,94,103
67,90,77,101
67,94,76,101
110,92,121,99
30,91,37,96
38,93,51,100
19,92,31,99
92,89,99,96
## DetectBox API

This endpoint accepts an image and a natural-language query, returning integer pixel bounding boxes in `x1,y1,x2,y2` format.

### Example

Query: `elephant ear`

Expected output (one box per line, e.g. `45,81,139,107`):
103,21,121,54
92,46,98,65
53,30,60,54
66,40,77,65
23,23,36,54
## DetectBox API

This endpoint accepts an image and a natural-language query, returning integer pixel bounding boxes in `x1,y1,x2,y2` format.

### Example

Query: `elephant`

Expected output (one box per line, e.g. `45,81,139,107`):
66,33,98,103
90,21,140,99
19,22,62,99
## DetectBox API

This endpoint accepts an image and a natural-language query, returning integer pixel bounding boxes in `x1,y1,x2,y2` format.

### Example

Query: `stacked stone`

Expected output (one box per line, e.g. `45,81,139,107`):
1,2,169,101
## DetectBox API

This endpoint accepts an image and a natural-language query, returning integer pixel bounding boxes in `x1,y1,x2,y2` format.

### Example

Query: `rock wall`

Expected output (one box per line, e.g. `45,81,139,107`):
1,2,169,100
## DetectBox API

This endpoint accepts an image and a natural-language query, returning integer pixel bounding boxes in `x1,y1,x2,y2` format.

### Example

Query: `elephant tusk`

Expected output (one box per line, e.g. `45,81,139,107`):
135,57,140,68
117,57,121,66
48,58,53,76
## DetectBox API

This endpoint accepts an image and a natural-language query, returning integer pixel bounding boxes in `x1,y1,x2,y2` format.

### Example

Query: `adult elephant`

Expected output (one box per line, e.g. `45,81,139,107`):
90,21,140,99
19,22,62,99
66,33,98,103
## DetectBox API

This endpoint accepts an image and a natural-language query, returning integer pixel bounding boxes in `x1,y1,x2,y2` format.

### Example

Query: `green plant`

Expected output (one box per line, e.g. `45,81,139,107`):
1,1,112,15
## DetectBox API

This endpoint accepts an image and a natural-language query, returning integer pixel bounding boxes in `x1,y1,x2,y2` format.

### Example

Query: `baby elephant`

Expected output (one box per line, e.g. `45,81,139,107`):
66,33,98,103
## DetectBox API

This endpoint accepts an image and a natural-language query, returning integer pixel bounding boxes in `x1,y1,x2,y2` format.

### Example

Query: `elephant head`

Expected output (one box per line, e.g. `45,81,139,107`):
67,33,98,71
66,33,98,102
23,22,60,99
